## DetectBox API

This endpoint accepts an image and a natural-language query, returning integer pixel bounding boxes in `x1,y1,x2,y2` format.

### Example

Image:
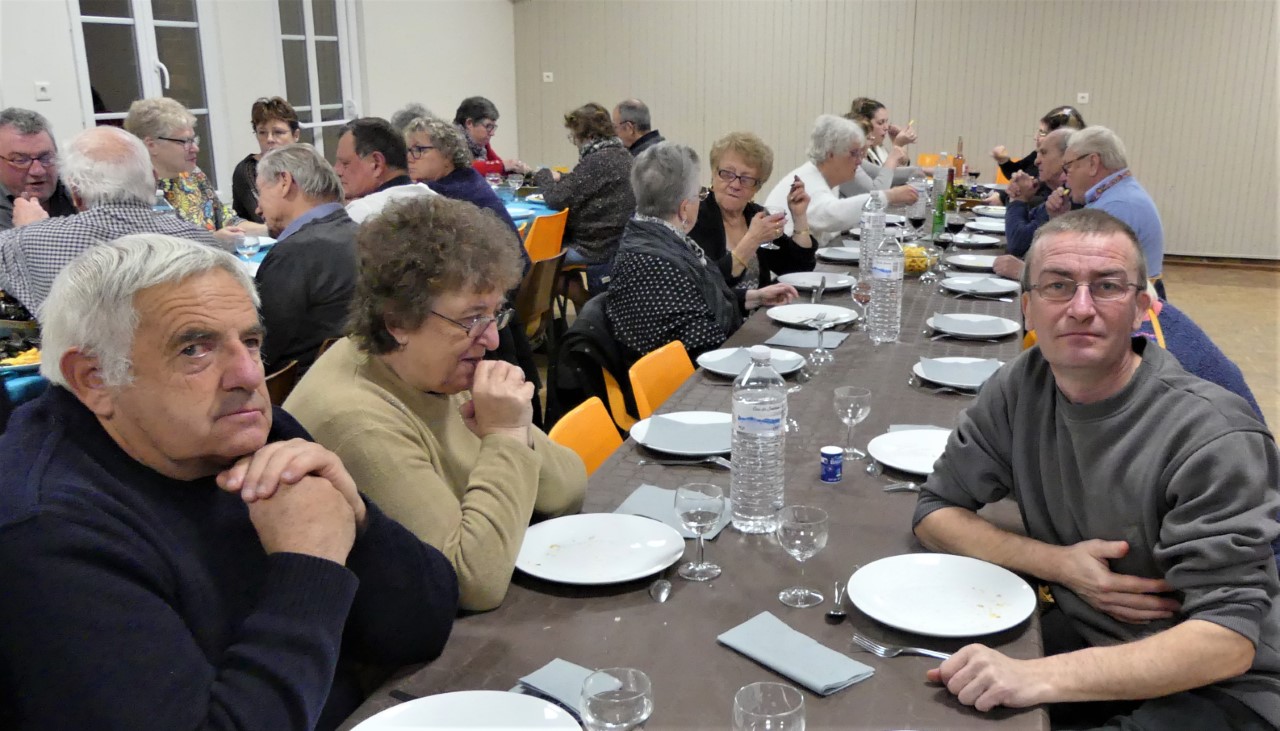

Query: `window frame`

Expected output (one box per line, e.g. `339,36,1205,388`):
272,0,363,160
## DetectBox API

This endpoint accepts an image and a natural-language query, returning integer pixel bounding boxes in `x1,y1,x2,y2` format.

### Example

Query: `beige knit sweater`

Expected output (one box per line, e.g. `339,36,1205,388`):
285,338,587,611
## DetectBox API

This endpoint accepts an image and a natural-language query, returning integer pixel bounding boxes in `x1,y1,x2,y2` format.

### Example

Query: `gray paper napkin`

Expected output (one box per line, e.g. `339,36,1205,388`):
919,358,1002,387
614,484,732,539
964,277,1018,294
764,329,850,349
932,312,1009,336
517,658,602,717
643,415,732,454
718,612,875,695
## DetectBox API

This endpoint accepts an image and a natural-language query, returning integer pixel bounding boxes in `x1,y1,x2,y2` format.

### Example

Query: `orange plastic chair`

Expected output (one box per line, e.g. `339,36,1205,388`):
548,396,623,476
916,152,939,169
602,369,638,431
524,208,568,262
629,341,695,419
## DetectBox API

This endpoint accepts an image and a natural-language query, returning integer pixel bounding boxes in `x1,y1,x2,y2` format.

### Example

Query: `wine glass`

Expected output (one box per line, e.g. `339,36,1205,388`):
967,170,981,193
484,172,503,189
733,682,805,731
582,668,653,731
674,483,726,581
760,206,788,251
850,281,872,330
833,386,871,461
234,236,260,259
808,314,834,368
776,505,829,608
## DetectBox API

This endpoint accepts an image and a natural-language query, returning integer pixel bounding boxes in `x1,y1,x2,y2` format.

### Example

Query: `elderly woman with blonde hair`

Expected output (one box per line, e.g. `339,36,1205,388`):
124,97,267,245
687,131,815,290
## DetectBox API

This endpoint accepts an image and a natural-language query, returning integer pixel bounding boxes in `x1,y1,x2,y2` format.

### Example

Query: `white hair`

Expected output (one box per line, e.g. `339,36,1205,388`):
258,143,343,202
807,114,864,166
631,142,701,218
39,234,259,388
59,126,156,207
1067,126,1129,170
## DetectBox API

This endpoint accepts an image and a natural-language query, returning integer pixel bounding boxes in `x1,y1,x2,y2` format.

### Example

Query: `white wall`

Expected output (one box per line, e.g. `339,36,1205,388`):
1,0,87,141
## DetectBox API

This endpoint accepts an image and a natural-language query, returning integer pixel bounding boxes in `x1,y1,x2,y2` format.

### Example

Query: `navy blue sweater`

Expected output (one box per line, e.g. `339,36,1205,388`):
0,388,458,730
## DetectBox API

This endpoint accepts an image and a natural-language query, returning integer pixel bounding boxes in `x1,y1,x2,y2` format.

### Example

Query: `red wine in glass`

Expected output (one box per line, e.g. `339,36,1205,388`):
945,219,966,236
908,215,927,230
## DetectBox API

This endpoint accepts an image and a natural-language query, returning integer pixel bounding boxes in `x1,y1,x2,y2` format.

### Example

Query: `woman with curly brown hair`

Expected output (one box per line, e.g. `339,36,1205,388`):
285,195,586,612
231,96,301,223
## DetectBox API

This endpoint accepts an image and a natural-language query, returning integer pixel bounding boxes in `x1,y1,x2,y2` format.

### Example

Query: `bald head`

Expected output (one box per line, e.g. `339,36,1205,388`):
61,126,157,209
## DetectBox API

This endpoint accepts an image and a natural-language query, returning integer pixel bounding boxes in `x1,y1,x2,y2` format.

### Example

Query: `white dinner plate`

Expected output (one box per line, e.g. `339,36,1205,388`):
506,206,537,219
949,232,1001,248
925,313,1020,339
255,236,277,249
352,690,581,730
866,428,951,475
983,182,1007,191
515,514,685,586
912,356,1004,390
777,272,856,290
964,218,1005,233
525,193,546,203
766,303,860,328
848,554,1037,637
945,254,998,271
630,410,732,455
816,247,861,262
973,205,1007,218
697,347,806,377
940,276,1020,295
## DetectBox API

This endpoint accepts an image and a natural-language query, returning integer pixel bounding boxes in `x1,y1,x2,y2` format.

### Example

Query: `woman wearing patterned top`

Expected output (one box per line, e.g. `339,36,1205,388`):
606,142,797,361
124,97,267,247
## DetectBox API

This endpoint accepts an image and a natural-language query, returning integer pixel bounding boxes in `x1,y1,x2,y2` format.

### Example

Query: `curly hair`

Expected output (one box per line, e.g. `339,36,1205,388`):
709,131,774,187
124,97,195,140
348,195,523,354
250,96,299,132
564,102,615,144
403,116,473,169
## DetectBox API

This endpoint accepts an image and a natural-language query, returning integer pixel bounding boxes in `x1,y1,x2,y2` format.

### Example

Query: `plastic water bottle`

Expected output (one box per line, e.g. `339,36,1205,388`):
730,345,787,534
868,235,904,344
858,190,886,283
153,189,175,215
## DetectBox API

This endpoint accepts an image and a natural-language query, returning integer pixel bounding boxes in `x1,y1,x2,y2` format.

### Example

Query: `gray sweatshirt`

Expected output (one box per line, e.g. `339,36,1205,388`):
913,338,1280,725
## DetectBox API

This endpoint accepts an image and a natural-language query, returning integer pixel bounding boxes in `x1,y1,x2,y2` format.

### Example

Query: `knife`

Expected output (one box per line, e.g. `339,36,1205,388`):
812,275,827,303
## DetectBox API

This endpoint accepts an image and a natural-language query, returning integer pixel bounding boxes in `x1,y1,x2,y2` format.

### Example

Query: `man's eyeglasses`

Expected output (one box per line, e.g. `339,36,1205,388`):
1,152,57,169
159,135,200,149
1060,153,1093,174
256,128,295,140
716,168,762,189
1030,277,1140,302
430,307,513,338
407,144,436,160
475,121,497,133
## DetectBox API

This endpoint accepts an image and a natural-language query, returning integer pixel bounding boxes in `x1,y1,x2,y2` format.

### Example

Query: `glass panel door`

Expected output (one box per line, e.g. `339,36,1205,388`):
277,0,358,161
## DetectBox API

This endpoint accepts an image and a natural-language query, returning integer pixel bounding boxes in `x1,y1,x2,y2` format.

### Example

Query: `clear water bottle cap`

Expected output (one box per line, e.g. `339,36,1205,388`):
749,345,771,362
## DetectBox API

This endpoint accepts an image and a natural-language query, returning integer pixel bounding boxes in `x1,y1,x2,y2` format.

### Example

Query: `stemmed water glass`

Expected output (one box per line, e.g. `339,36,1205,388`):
808,314,834,368
760,206,787,251
833,386,871,461
582,668,653,731
850,280,872,331
674,483,727,581
733,682,805,731
234,235,261,259
775,505,829,608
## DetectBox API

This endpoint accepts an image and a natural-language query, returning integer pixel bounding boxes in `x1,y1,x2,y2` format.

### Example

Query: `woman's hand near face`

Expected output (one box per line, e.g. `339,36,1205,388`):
461,360,534,445
743,211,786,252
892,124,918,146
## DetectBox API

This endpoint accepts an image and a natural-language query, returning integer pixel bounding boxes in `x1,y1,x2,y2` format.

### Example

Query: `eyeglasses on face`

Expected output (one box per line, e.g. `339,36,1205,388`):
407,144,436,160
1,152,57,169
1060,153,1093,174
474,120,497,133
159,135,200,149
256,127,294,140
1030,276,1140,302
429,307,513,338
716,168,761,189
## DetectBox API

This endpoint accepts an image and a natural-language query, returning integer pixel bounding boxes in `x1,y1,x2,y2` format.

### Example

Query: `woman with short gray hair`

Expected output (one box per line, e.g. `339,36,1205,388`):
605,142,798,360
403,116,521,241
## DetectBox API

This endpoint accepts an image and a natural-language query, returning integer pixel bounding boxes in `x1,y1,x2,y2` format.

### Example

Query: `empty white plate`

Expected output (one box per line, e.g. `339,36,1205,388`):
949,232,1001,248
766,303,859,328
516,513,685,585
866,428,951,475
352,690,581,730
848,554,1037,637
630,411,732,455
777,272,855,290
964,218,1005,233
940,276,1020,295
525,193,546,203
506,206,537,219
697,347,805,377
946,254,998,271
926,313,1020,339
913,356,1004,390
973,205,1007,218
816,247,861,262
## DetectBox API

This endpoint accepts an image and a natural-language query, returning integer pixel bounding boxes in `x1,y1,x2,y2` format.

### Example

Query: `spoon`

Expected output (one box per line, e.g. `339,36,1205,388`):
648,578,672,603
825,581,848,624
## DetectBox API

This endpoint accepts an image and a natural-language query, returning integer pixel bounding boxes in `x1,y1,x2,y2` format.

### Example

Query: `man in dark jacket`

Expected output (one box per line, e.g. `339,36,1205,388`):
255,143,358,373
612,99,665,157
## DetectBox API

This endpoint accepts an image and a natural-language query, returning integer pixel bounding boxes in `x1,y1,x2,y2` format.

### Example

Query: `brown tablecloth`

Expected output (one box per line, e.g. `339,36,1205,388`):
340,227,1050,730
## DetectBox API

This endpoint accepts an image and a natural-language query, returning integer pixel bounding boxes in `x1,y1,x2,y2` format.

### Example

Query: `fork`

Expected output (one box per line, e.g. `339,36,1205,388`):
908,376,975,396
851,632,951,660
930,333,1004,343
637,456,732,469
883,482,920,493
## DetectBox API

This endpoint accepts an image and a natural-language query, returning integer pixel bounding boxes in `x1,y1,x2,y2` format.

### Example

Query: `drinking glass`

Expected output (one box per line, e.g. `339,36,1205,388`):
850,281,872,330
506,172,525,189
234,236,260,258
967,170,981,192
485,172,503,188
808,315,834,368
833,386,871,461
582,668,653,731
776,505,829,608
732,682,805,731
760,206,786,251
674,483,726,581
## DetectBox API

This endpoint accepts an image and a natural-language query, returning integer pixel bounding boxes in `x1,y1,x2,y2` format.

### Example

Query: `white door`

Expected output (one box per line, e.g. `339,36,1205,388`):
276,0,361,162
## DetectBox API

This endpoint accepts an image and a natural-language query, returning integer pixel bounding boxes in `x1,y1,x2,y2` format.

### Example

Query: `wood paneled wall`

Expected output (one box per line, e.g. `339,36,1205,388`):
513,0,1279,260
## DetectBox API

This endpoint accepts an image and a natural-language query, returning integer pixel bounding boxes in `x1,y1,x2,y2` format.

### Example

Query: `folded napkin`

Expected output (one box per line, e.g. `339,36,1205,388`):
614,484,732,539
889,424,949,432
516,658,603,717
718,612,875,696
962,277,1018,294
918,358,1002,387
932,312,1009,336
643,415,732,454
764,329,850,349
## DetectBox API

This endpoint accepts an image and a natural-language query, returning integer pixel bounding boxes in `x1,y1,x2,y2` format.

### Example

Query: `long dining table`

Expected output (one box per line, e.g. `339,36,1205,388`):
340,217,1050,730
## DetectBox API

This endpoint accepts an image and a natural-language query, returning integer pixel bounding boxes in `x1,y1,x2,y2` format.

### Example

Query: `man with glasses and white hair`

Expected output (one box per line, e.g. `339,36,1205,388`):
0,107,77,230
913,209,1279,730
0,234,457,730
1053,125,1166,298
764,114,917,244
254,143,359,373
612,98,665,157
0,126,216,314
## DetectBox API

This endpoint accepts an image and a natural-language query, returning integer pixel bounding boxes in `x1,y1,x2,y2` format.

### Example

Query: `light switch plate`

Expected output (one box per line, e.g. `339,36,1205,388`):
542,72,554,83
1076,92,1090,104
34,81,51,101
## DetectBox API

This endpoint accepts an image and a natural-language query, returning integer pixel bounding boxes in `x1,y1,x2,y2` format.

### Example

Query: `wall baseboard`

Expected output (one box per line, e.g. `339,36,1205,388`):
1165,256,1280,272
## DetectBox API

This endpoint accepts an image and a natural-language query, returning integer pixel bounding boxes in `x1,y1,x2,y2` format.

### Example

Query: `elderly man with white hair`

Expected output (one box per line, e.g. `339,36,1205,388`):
764,114,917,244
254,142,358,373
0,125,217,314
1053,125,1166,297
0,234,457,730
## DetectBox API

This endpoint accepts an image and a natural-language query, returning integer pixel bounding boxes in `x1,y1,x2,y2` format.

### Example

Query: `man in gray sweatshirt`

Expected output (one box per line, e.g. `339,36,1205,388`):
912,209,1279,729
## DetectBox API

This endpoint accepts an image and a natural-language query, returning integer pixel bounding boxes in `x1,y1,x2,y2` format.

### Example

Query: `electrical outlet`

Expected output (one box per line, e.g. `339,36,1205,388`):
1076,92,1090,104
34,81,51,102
542,72,554,83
